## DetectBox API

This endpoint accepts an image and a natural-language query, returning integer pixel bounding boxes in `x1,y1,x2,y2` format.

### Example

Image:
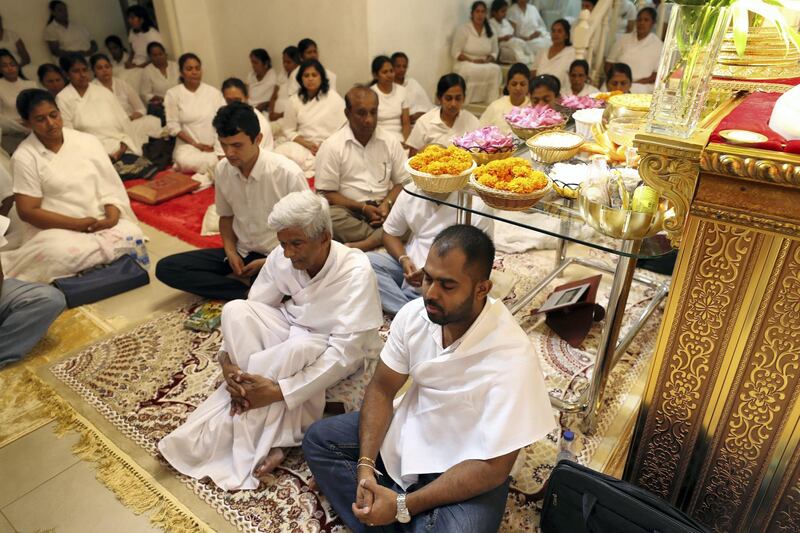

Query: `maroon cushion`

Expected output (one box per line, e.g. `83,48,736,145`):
127,172,200,205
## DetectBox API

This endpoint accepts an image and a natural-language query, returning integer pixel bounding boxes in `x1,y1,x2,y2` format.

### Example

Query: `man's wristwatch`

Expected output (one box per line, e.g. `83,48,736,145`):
395,493,411,523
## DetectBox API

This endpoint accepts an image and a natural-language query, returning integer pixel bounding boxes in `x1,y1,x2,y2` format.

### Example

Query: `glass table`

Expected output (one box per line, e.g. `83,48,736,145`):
404,159,674,433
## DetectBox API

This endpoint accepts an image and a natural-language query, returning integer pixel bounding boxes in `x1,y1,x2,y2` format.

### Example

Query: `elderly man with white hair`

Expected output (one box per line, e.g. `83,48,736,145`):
158,191,384,490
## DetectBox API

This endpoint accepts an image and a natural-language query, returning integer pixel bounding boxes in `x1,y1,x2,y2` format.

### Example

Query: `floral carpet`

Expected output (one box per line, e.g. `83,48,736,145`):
43,249,668,532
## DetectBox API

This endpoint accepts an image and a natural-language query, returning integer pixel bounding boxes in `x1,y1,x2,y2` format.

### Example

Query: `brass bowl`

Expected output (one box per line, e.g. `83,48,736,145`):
578,190,666,240
602,94,652,125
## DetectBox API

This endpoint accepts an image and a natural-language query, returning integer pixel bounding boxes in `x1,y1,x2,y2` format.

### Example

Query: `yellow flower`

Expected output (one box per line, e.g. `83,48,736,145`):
474,158,548,194
409,145,472,175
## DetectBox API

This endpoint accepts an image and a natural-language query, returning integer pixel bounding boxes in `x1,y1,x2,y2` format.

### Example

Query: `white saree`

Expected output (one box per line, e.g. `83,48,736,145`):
158,241,383,490
56,84,142,156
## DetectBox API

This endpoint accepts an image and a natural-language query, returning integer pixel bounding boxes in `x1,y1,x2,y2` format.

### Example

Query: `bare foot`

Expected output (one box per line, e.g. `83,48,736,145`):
253,447,287,482
308,477,319,491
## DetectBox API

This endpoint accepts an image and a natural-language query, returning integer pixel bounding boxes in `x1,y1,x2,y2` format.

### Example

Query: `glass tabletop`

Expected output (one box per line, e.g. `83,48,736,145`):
405,139,674,259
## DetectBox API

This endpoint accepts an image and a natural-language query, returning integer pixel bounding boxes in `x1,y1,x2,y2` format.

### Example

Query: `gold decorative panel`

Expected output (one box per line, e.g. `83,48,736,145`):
627,218,762,500
689,241,800,532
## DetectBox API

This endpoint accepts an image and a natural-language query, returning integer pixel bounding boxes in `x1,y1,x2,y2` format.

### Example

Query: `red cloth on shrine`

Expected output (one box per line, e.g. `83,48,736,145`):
710,92,800,154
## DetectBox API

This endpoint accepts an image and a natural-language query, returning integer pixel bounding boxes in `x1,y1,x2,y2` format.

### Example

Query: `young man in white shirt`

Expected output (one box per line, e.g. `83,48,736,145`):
304,225,555,532
315,86,407,252
367,186,494,315
0,214,65,369
156,102,308,300
158,191,384,490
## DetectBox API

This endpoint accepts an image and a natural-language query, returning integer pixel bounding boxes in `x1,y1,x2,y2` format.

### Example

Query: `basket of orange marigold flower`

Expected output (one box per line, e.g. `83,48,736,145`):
470,157,552,211
405,145,476,193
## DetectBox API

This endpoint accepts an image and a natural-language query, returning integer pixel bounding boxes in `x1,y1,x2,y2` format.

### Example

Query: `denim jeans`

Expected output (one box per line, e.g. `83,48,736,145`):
303,411,510,533
366,252,421,316
0,279,65,367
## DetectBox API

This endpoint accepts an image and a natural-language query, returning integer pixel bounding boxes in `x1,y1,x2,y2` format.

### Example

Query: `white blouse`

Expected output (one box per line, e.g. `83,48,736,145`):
563,83,599,97
479,95,531,134
246,69,278,109
43,21,92,55
128,28,163,66
489,17,514,40
402,77,434,116
534,46,576,92
281,91,346,144
370,83,408,138
607,32,663,83
0,78,37,131
93,77,146,116
507,3,549,41
140,61,180,101
164,82,226,148
406,107,480,151
451,22,499,62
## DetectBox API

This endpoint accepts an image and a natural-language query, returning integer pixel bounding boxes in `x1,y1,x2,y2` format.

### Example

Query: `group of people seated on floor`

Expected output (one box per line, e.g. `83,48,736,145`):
0,1,670,526
453,0,662,105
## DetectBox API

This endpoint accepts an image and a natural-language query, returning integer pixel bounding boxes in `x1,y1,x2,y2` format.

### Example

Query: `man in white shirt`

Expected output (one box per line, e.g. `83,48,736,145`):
0,213,66,369
315,86,407,252
367,185,494,315
304,225,555,532
156,102,308,300
158,191,384,490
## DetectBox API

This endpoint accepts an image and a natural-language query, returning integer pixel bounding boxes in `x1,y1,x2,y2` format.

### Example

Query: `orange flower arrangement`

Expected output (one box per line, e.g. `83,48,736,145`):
408,145,473,176
473,157,548,194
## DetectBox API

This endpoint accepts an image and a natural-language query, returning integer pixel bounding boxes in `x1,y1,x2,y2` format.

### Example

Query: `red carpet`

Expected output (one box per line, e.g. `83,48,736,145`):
125,175,222,249
124,172,316,249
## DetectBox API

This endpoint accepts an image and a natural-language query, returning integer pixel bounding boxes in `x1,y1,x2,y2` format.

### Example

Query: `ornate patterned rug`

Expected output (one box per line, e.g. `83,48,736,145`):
38,249,668,532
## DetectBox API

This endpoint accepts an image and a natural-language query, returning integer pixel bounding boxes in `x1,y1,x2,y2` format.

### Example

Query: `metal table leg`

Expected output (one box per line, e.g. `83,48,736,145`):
581,239,641,433
456,190,472,225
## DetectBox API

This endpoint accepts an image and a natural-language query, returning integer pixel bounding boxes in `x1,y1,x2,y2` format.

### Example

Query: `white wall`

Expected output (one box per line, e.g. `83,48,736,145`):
0,0,127,69
152,0,470,101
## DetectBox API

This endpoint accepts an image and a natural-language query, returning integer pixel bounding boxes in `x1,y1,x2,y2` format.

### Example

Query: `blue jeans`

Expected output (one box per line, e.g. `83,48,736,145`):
303,412,510,533
366,252,421,316
0,279,66,367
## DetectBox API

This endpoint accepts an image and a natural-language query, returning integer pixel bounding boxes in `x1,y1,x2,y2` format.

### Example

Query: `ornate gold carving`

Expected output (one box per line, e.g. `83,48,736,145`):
692,204,800,239
693,242,800,532
773,479,800,532
709,79,794,94
634,133,705,248
701,147,800,188
632,222,756,499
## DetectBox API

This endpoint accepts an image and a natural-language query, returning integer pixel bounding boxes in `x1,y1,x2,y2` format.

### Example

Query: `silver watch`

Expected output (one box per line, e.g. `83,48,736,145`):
396,493,411,523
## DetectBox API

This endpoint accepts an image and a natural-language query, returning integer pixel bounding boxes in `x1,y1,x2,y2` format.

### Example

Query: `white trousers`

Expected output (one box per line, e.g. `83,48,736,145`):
158,300,329,490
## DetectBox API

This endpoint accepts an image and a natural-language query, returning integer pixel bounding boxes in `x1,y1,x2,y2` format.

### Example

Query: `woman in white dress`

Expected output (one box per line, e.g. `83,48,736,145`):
125,5,162,68
104,35,142,93
507,0,550,60
406,73,480,155
274,59,345,176
139,42,179,120
2,89,142,283
0,50,36,154
56,55,140,161
490,0,533,66
564,59,599,97
37,63,67,98
480,63,530,133
268,45,301,122
90,54,161,146
287,38,338,98
247,48,277,114
390,52,433,124
532,19,575,92
530,74,561,106
0,14,30,69
43,1,97,59
164,53,226,175
452,1,502,105
369,55,410,143
606,7,662,93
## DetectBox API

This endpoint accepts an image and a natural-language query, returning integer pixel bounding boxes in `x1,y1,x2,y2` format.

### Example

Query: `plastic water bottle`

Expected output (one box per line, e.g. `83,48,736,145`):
115,235,136,259
556,430,576,464
134,238,150,268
